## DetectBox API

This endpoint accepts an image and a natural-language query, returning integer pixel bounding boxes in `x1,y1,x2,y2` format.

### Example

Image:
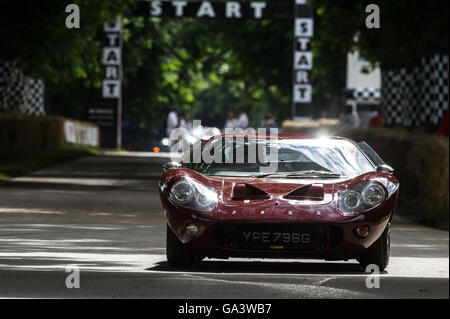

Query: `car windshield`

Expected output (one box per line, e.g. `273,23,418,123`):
187,137,375,178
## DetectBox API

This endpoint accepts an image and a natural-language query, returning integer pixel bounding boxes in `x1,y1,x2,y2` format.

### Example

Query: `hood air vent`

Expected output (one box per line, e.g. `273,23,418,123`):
232,183,269,200
285,184,324,201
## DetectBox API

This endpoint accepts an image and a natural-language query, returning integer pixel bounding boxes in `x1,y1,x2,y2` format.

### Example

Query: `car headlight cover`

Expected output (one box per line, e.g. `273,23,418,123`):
342,191,362,211
170,179,217,211
196,192,212,206
339,182,386,214
362,183,385,206
171,180,195,204
362,184,386,206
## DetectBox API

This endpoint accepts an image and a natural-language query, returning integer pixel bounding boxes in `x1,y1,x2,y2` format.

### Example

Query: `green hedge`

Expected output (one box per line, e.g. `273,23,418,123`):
0,113,66,155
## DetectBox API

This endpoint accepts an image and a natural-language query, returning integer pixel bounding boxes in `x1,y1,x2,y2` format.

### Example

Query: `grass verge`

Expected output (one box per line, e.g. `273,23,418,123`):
0,146,100,180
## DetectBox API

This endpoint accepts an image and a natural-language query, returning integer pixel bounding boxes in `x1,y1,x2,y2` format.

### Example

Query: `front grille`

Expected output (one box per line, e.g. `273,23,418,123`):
214,224,342,251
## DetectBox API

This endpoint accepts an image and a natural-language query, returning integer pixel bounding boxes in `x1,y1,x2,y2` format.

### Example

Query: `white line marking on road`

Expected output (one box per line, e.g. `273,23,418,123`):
0,208,64,215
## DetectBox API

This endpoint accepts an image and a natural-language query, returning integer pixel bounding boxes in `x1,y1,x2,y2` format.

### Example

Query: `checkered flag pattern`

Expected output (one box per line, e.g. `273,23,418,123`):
352,87,381,101
22,78,45,116
382,54,449,126
0,61,45,116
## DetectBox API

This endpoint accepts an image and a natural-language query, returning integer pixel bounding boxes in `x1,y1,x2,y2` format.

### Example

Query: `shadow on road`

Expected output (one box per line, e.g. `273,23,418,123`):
0,155,165,190
147,260,377,275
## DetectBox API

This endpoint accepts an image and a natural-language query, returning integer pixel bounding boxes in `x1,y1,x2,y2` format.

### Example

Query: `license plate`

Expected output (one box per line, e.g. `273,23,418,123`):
228,224,325,250
241,231,312,244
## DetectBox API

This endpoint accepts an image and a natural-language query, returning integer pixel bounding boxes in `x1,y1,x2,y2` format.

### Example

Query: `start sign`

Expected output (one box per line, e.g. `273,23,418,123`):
101,18,123,149
102,18,122,99
136,1,296,19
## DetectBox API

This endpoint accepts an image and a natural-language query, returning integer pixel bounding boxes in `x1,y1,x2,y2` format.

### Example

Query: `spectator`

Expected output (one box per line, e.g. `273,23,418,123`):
341,105,360,128
361,106,379,128
224,111,236,130
368,107,384,127
180,115,193,131
236,111,249,130
352,104,361,128
166,108,179,137
260,112,277,129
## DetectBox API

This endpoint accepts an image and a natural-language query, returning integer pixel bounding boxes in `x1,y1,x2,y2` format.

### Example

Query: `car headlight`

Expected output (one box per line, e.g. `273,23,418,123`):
362,183,385,206
342,190,362,211
171,180,195,204
339,182,386,214
169,179,218,211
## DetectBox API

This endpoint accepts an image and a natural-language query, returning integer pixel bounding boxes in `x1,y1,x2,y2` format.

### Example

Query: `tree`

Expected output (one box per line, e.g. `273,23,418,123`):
0,0,132,85
310,0,449,69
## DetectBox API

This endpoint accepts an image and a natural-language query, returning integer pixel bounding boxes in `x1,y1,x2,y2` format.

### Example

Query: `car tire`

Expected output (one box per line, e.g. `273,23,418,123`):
358,223,390,272
166,224,196,268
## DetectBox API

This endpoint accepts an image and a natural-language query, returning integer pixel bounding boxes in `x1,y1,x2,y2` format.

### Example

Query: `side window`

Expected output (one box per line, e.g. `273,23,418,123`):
357,141,384,166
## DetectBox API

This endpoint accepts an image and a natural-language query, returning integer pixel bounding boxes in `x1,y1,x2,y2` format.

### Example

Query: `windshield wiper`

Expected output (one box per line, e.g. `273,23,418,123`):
251,173,286,178
285,170,340,178
251,170,340,178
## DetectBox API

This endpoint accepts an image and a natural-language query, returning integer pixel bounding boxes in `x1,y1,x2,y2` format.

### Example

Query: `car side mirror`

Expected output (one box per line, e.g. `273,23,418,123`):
163,161,181,172
376,164,394,174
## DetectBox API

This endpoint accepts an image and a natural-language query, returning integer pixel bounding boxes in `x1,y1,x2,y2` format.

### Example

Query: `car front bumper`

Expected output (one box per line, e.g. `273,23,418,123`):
162,193,398,261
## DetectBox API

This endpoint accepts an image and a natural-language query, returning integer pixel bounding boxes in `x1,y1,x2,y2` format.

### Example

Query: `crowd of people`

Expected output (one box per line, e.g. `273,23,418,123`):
167,104,390,138
166,109,279,137
167,105,385,137
223,111,277,132
224,111,249,130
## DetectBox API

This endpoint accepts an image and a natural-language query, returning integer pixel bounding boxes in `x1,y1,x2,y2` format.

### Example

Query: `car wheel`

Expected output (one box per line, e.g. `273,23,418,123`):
358,223,390,272
166,224,196,268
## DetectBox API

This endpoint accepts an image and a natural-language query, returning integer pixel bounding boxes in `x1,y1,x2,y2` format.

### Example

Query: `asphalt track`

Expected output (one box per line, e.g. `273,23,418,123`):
0,153,448,298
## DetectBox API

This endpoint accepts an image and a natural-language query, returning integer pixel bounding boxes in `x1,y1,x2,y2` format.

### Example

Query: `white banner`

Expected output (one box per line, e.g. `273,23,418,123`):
64,120,100,147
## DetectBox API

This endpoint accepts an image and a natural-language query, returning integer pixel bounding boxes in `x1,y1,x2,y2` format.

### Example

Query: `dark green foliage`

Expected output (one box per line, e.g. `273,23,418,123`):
311,0,449,69
0,0,131,83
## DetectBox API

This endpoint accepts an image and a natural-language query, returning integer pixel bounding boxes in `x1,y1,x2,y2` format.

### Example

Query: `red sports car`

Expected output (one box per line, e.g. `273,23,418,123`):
159,135,399,271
